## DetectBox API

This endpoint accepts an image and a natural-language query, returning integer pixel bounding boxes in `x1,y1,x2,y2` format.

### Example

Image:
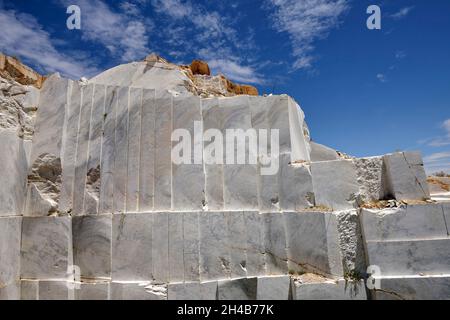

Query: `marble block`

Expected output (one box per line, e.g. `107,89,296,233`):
30,74,68,165
138,89,156,212
183,212,200,282
293,279,367,300
256,276,291,300
172,95,204,210
279,155,314,211
227,211,248,278
365,238,450,276
0,130,27,216
75,282,109,300
360,203,448,241
244,212,266,277
384,151,430,201
311,159,360,210
169,213,185,282
112,213,153,281
152,212,169,282
126,87,142,212
72,84,94,215
113,86,129,213
99,86,118,214
263,213,288,275
218,277,257,300
168,281,218,300
287,97,311,162
309,142,338,162
21,216,71,279
20,280,38,300
199,212,231,281
110,282,167,300
284,212,343,277
153,91,172,210
38,281,72,300
373,275,450,300
72,215,112,278
59,81,82,214
0,217,21,296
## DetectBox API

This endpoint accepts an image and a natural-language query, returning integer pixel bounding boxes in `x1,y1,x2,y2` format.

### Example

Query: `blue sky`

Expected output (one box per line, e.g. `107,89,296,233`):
1,0,449,173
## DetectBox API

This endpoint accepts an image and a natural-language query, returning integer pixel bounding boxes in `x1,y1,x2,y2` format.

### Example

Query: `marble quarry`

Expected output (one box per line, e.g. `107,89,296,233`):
0,54,449,300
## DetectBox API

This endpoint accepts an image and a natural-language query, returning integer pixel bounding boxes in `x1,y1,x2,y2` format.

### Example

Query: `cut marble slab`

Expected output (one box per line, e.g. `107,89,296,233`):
199,212,231,281
311,159,360,210
365,238,450,276
110,282,167,300
75,282,109,300
153,91,172,210
111,213,153,281
218,277,257,300
292,279,367,300
443,202,450,236
287,97,311,162
99,86,118,214
113,86,129,213
168,281,218,300
168,213,185,282
354,156,386,202
72,215,112,278
30,74,69,165
360,203,448,241
72,84,94,215
152,212,169,282
21,216,71,279
372,275,450,300
59,81,81,214
0,216,21,293
309,142,338,162
263,212,288,275
138,89,156,212
244,212,266,277
0,280,20,300
183,212,200,282
202,98,224,210
0,130,27,216
220,97,258,211
284,212,343,277
226,211,248,279
126,87,142,213
38,281,72,300
172,95,204,210
279,155,314,211
384,151,430,201
256,276,291,300
20,280,38,300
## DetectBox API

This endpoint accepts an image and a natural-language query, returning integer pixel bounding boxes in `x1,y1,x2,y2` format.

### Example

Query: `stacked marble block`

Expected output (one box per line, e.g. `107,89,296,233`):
0,72,442,300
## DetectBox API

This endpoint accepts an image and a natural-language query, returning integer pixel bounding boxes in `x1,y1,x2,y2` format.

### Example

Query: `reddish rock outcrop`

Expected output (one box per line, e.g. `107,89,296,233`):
190,60,211,76
0,53,45,89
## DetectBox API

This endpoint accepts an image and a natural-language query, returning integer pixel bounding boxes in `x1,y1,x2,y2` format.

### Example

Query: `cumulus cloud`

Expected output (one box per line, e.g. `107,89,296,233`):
267,0,349,70
150,0,262,84
0,9,99,78
60,0,151,62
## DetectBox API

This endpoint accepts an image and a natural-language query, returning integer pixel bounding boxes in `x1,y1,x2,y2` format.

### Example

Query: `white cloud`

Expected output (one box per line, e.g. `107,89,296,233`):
150,0,262,84
424,151,450,174
390,6,414,20
424,151,450,163
425,119,450,147
60,0,151,62
395,51,406,59
0,9,99,78
267,0,349,70
376,73,387,83
208,59,265,84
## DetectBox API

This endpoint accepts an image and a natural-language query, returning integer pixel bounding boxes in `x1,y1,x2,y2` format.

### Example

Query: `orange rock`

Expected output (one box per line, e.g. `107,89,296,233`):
240,85,258,96
190,60,211,76
0,53,45,88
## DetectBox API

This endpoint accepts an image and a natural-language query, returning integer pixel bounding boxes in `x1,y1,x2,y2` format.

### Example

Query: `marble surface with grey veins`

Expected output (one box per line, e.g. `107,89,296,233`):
0,58,449,300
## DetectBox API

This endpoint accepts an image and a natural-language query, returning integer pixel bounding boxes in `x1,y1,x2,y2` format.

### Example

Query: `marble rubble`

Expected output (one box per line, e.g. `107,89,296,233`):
0,53,449,300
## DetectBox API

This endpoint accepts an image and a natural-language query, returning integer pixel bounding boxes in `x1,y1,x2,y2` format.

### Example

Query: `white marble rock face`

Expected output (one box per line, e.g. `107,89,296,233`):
168,281,218,300
110,282,167,300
